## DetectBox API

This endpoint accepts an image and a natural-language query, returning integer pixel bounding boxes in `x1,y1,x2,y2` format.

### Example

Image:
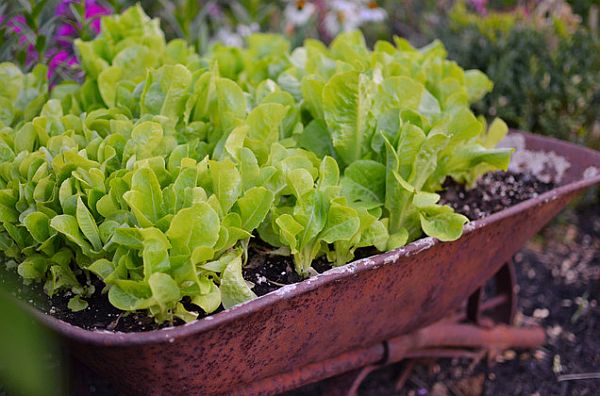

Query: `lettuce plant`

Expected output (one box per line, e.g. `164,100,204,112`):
0,5,512,323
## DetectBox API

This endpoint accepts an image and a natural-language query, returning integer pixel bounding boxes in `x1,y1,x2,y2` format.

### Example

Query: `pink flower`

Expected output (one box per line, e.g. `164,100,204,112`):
55,0,111,35
470,0,488,15
85,2,111,33
47,49,78,81
48,0,111,81
2,16,38,66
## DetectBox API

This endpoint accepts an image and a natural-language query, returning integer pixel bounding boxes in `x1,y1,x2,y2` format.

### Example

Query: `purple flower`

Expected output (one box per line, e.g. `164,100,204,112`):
48,0,111,81
85,2,111,33
49,50,77,69
2,15,38,66
470,0,488,15
55,0,111,34
56,23,78,38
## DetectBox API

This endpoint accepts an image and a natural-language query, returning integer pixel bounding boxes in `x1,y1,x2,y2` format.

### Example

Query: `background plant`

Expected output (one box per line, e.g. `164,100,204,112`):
432,1,600,149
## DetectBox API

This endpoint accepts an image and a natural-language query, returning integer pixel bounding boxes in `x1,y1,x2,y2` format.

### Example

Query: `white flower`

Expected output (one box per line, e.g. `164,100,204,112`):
358,3,387,23
323,11,341,36
284,1,317,26
214,28,244,47
236,23,259,37
323,0,386,36
323,0,362,36
331,0,357,14
213,23,259,48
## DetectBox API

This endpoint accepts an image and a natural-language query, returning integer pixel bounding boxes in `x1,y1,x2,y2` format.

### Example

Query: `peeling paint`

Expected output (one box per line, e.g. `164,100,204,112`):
584,166,599,179
409,238,436,255
464,221,484,232
501,135,572,184
508,149,571,184
383,251,402,265
499,134,526,150
274,284,297,296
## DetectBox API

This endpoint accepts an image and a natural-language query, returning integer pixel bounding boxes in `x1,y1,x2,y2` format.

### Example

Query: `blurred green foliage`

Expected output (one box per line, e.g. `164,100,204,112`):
0,285,62,396
431,2,600,149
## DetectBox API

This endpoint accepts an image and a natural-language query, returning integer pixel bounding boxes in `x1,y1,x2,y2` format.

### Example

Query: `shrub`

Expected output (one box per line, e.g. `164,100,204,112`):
434,2,600,149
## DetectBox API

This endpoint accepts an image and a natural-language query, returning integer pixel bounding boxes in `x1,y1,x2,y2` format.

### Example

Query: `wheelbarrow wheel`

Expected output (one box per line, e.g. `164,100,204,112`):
466,260,518,326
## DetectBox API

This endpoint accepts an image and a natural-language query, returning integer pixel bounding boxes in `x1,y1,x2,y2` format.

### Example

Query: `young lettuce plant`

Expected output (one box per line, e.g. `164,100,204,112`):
0,5,514,322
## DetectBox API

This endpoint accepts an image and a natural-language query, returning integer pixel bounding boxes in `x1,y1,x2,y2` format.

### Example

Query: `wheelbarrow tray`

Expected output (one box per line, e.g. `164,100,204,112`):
29,132,600,395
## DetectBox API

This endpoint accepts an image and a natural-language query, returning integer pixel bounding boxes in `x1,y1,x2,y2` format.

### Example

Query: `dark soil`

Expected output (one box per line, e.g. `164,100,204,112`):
0,272,173,333
242,244,332,297
440,170,555,220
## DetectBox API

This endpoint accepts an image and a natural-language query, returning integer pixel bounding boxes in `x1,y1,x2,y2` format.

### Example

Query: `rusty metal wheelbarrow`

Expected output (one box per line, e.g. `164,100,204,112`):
29,132,600,395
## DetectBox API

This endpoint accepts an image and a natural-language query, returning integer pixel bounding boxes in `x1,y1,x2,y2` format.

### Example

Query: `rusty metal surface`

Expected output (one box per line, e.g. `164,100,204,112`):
27,132,600,395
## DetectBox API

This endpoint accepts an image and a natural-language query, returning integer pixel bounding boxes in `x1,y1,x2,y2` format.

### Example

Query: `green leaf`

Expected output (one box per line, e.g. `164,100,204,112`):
139,228,171,277
210,159,241,214
17,255,48,281
67,295,88,312
235,187,274,232
275,214,304,254
323,71,375,167
464,70,493,102
341,160,386,208
419,205,469,242
296,118,335,159
123,167,164,227
220,254,257,309
387,228,409,250
123,121,165,161
300,76,325,120
23,212,50,243
148,272,180,310
319,202,360,244
140,64,192,121
88,259,115,280
413,191,441,208
97,66,122,107
166,203,220,255
480,118,509,149
50,215,93,255
244,103,287,164
191,283,221,314
108,281,151,311
174,302,198,323
76,196,102,251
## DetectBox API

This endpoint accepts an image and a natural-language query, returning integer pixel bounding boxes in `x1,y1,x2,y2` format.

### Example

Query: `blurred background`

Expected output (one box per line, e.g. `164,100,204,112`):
0,1,598,395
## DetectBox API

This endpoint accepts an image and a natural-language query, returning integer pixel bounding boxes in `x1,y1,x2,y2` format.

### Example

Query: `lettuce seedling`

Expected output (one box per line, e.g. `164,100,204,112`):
0,5,513,322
